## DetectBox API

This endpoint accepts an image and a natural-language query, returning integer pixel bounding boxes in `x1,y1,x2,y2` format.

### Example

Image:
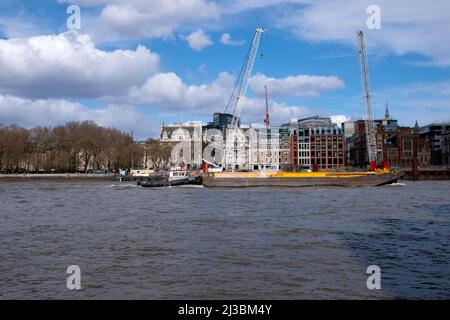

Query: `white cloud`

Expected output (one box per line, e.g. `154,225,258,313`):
222,0,299,14
197,63,208,75
375,80,450,126
330,79,450,126
80,0,221,42
127,71,326,125
183,29,213,51
16,0,450,67
330,115,351,125
0,16,50,39
57,0,109,6
241,98,314,124
129,72,233,113
0,31,160,99
277,0,450,66
0,95,158,139
220,33,245,46
250,73,345,98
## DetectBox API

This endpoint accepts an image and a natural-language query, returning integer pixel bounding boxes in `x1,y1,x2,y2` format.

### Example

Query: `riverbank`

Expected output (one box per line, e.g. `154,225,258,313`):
400,168,450,180
0,173,116,180
1,168,449,181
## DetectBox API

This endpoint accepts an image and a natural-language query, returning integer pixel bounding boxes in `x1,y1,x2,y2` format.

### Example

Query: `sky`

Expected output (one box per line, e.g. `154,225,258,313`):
0,0,449,139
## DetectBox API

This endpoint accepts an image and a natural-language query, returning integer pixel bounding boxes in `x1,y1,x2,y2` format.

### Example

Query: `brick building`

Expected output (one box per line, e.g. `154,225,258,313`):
349,105,431,168
286,116,345,170
419,123,450,166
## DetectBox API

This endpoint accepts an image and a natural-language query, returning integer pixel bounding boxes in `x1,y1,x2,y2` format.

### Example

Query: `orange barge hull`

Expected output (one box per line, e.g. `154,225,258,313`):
202,172,404,188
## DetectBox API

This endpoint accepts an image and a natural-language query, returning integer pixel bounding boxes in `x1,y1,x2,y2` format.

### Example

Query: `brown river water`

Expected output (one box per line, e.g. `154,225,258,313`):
0,180,449,299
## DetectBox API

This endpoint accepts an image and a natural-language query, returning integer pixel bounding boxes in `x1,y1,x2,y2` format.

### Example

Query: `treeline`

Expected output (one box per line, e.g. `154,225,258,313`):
0,121,145,173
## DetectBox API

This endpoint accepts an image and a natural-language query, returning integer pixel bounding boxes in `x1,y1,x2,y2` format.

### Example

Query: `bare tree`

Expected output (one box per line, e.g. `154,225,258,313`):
0,121,150,174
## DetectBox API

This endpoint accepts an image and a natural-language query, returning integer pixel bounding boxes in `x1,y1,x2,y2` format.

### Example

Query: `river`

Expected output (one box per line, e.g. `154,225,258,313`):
0,180,449,299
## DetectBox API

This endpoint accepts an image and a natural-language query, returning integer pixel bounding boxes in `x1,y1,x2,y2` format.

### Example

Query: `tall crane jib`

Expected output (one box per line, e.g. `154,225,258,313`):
222,28,266,171
231,28,266,127
357,30,378,171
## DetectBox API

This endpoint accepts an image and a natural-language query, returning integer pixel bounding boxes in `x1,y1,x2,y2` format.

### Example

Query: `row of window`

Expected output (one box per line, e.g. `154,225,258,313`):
299,151,310,157
299,158,310,165
295,129,343,135
310,144,343,150
311,136,343,142
311,152,343,157
311,159,344,165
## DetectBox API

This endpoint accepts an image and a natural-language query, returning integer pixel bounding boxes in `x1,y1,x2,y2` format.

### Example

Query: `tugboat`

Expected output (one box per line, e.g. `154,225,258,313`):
138,168,202,188
137,176,168,187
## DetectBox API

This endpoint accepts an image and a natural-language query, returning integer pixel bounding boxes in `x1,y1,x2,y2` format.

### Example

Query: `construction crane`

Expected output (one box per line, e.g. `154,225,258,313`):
357,30,378,171
264,85,270,128
225,28,266,128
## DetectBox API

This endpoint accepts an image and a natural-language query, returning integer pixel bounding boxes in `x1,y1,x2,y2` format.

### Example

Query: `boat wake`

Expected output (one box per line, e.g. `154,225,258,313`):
107,184,139,189
388,182,405,186
175,185,204,188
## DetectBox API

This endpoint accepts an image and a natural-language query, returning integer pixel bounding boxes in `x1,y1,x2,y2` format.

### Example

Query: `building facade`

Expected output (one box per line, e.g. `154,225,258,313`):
286,116,345,171
420,123,450,166
222,126,290,171
248,127,290,171
160,121,203,169
350,105,431,168
442,130,450,166
204,113,235,133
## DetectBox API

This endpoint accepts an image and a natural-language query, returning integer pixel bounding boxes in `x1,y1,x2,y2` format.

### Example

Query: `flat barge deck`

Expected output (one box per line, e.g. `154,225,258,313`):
202,171,404,188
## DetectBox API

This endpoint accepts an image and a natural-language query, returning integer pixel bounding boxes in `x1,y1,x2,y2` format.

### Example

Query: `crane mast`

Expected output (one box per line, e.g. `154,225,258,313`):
357,30,378,170
222,28,266,171
264,85,270,128
230,28,266,128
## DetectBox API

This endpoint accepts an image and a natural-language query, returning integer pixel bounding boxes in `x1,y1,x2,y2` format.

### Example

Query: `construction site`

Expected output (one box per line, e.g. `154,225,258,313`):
156,28,449,183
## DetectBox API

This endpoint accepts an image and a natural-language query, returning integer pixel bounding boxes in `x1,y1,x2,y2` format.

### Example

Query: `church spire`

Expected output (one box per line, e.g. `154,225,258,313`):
384,100,390,120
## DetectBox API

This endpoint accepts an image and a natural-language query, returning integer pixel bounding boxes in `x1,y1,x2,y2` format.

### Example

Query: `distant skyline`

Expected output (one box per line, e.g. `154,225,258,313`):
0,0,449,138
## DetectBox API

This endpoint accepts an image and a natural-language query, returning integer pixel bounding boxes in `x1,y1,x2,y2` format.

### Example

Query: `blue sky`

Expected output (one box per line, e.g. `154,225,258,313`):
0,0,449,138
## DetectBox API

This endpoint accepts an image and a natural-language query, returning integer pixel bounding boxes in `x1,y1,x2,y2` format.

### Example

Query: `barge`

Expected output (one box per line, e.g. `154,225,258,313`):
202,171,403,188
